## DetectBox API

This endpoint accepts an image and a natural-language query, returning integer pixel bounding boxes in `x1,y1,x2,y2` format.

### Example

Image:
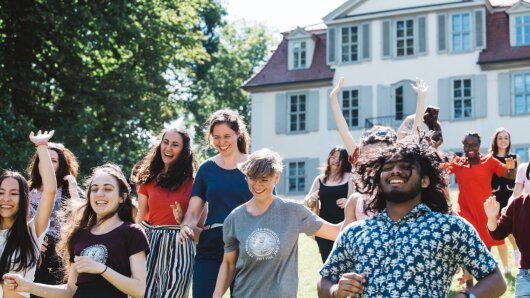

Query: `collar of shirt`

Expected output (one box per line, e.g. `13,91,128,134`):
377,203,432,227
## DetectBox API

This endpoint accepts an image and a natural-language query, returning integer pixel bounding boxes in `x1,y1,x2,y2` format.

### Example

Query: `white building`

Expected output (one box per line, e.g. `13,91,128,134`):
244,0,530,199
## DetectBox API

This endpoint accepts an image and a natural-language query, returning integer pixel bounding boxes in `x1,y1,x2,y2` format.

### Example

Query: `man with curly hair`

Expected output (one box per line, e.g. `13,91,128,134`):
317,139,506,298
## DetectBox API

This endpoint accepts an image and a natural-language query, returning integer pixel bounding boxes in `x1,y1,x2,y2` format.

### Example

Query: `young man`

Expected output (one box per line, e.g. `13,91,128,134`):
318,140,506,298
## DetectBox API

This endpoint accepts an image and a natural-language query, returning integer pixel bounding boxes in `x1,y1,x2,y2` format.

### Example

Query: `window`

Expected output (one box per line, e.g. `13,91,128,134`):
395,86,404,120
515,15,530,46
451,13,472,51
341,26,359,62
514,147,530,162
452,79,473,119
513,72,530,114
288,161,306,193
395,19,415,57
341,89,359,127
293,41,307,69
289,94,306,132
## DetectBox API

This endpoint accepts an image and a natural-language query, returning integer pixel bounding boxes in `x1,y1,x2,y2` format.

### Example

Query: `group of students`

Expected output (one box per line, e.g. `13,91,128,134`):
0,77,529,298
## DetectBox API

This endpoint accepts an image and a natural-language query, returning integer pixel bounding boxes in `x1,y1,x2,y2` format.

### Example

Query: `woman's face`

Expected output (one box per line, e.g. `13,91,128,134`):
328,151,342,171
89,173,123,218
0,178,20,221
211,123,239,156
463,136,481,159
495,131,510,151
48,149,60,174
160,131,183,167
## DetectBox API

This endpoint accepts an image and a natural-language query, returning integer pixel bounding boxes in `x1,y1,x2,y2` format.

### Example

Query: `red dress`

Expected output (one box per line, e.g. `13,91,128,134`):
448,154,506,248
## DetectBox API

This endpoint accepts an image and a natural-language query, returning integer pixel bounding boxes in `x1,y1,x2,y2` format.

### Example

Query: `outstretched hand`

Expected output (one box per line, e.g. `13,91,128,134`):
330,77,345,102
411,79,429,96
484,195,500,219
505,157,516,170
29,130,55,147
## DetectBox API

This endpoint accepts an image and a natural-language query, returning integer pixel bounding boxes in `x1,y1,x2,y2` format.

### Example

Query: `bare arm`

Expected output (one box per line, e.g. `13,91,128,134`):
30,131,57,237
314,220,341,241
3,266,78,298
318,273,366,298
341,194,359,231
303,176,321,208
135,193,148,223
456,269,506,298
330,77,359,155
179,196,206,242
99,252,147,298
410,79,428,137
212,250,238,298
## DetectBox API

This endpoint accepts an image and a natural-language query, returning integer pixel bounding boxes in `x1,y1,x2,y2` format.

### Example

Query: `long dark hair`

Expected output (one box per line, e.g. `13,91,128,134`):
60,164,136,265
323,147,352,183
136,128,197,190
353,138,449,214
489,127,511,155
27,142,79,189
205,109,250,154
0,171,38,276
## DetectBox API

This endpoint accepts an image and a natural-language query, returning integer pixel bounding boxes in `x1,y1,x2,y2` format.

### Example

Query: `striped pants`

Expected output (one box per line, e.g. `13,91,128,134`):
143,222,195,298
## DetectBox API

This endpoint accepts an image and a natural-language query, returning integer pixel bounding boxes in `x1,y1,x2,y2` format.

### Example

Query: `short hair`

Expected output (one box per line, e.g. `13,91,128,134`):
240,149,283,179
462,131,481,145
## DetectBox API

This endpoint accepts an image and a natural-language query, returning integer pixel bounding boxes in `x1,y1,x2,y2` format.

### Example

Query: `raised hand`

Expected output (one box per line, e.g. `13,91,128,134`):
411,79,429,96
505,157,516,170
330,77,345,103
29,130,55,147
484,195,500,219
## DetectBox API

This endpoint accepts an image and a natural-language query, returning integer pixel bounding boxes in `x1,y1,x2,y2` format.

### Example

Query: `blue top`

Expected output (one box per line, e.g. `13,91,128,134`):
191,159,252,225
320,204,497,298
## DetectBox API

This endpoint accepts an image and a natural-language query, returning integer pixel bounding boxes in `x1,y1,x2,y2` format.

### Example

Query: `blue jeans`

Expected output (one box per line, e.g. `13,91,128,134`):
516,269,530,298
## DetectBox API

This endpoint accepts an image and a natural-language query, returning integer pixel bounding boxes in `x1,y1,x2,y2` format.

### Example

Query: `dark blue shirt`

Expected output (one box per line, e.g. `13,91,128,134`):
191,159,252,225
320,204,497,298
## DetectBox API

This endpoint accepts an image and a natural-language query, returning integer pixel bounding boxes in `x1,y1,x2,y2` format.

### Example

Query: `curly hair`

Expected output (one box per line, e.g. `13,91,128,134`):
462,131,481,145
136,127,197,190
353,138,449,214
27,142,79,189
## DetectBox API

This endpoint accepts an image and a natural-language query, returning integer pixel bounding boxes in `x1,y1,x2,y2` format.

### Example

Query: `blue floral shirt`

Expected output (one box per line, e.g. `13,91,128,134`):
320,204,497,298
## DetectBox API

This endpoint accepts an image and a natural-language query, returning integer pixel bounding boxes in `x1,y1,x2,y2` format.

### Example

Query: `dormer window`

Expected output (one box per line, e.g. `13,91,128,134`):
506,0,530,47
293,41,307,69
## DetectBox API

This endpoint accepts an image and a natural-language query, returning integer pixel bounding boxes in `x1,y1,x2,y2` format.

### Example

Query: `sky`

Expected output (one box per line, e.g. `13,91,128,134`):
224,0,347,34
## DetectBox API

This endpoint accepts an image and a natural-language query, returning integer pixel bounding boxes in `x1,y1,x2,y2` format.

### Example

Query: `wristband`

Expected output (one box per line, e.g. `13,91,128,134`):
100,265,108,275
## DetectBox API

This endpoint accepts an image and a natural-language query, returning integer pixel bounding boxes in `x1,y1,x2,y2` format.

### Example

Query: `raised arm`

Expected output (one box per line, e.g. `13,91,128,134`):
330,77,359,155
212,250,238,298
410,79,428,137
30,130,57,237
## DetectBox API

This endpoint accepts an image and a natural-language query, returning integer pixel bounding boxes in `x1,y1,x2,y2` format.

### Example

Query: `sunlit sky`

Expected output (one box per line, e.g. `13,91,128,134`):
224,0,347,34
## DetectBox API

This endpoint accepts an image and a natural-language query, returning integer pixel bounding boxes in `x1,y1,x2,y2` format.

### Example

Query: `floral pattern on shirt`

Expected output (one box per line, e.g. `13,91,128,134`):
29,188,63,239
320,204,497,298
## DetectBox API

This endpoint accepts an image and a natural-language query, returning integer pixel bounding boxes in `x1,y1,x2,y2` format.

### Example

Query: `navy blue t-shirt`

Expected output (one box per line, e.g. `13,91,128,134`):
191,159,252,225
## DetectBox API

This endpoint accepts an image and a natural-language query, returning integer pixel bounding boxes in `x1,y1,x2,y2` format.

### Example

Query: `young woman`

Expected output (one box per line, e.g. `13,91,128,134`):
179,109,252,298
0,130,57,298
213,149,341,298
27,142,81,286
489,128,520,274
304,147,352,262
135,127,197,298
4,164,149,298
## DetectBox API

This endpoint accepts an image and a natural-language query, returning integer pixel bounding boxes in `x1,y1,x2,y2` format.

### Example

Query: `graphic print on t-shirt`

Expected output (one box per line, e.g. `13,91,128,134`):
245,228,279,261
80,244,108,264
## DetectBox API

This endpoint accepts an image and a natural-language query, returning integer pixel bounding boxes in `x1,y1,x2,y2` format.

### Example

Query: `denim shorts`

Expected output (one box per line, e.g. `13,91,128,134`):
515,269,530,298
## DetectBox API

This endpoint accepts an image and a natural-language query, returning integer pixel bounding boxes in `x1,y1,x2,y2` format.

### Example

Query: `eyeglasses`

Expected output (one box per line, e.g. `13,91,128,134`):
212,133,236,142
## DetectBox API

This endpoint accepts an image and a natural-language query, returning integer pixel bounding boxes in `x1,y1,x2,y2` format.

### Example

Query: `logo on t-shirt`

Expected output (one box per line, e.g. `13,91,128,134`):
80,244,108,264
245,228,279,261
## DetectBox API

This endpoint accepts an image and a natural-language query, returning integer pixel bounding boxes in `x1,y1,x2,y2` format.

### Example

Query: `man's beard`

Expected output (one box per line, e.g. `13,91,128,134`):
381,180,422,204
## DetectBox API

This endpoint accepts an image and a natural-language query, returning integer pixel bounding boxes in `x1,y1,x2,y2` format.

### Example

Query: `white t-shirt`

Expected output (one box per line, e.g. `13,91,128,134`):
515,162,530,195
0,218,48,298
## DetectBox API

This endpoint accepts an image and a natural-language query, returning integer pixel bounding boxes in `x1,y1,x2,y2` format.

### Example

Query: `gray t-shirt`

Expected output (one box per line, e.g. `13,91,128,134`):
223,197,323,298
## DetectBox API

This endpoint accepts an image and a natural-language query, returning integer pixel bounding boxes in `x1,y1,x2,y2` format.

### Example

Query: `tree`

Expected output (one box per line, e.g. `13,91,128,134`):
0,0,224,175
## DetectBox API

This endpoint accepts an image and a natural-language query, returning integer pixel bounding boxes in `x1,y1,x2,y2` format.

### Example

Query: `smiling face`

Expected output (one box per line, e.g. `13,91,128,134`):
89,172,123,219
495,131,510,152
246,173,279,200
380,154,426,204
160,131,183,168
463,135,481,160
211,123,239,156
0,178,20,222
328,151,342,172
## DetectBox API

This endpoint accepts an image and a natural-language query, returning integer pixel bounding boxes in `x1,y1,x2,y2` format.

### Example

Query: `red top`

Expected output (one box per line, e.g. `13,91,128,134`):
138,179,193,225
448,154,506,248
489,194,530,269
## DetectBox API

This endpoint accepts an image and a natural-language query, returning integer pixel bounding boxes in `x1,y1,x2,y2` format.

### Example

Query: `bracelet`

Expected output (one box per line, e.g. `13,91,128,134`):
100,265,108,275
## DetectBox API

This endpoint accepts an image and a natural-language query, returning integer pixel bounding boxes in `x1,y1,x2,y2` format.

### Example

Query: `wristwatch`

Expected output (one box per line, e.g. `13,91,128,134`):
459,290,477,298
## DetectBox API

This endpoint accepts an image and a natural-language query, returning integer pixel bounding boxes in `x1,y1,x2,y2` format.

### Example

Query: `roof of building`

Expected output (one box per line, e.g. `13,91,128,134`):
243,30,334,91
478,11,530,64
489,0,530,7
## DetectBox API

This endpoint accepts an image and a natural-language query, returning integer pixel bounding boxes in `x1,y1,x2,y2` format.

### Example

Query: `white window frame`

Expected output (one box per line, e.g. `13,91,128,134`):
287,161,306,194
514,15,530,46
513,71,530,114
452,78,474,119
341,89,360,127
288,93,307,132
293,41,307,69
395,18,415,57
450,12,472,52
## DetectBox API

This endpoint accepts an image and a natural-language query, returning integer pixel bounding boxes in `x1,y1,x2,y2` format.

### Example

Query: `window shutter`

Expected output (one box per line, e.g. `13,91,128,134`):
327,88,337,130
360,86,373,129
277,162,286,195
437,14,447,52
377,85,391,117
474,74,487,118
306,158,320,194
438,78,451,120
275,93,287,134
382,20,391,59
474,9,486,49
418,16,427,54
498,72,511,116
361,23,371,60
307,91,319,132
327,27,336,64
